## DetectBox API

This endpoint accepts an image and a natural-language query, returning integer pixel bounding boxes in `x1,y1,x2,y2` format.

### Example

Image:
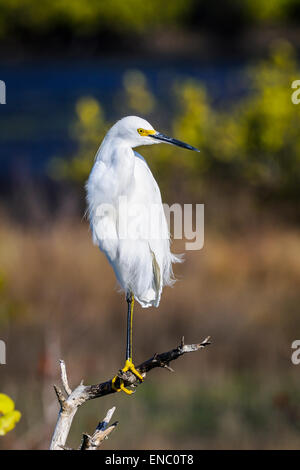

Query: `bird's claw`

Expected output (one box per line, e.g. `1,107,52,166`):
123,358,144,381
111,359,144,394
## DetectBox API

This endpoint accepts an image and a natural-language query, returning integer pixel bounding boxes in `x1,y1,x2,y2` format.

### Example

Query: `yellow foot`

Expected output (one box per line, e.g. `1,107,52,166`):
111,359,144,394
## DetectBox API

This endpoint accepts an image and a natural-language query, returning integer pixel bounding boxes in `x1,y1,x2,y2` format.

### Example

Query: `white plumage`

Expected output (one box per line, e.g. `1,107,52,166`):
86,116,182,308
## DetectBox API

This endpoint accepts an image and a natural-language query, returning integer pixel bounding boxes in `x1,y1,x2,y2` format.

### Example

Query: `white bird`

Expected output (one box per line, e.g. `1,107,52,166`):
86,116,199,394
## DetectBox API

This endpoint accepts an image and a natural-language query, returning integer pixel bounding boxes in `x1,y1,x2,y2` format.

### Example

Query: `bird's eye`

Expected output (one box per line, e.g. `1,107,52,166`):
137,128,144,135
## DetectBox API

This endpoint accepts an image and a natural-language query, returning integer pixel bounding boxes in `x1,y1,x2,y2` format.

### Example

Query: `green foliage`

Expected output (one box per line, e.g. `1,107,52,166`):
244,0,295,23
50,41,300,200
50,97,108,181
1,0,300,40
0,0,193,38
233,41,300,194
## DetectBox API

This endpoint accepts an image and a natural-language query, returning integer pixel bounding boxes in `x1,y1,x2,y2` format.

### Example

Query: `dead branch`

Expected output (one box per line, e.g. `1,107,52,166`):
80,407,118,450
50,336,211,450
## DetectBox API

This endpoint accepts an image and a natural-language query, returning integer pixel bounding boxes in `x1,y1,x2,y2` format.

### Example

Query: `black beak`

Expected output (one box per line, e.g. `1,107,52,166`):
150,132,200,152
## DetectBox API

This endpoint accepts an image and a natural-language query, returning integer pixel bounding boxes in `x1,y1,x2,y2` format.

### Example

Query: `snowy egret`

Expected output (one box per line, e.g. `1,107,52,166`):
86,116,199,394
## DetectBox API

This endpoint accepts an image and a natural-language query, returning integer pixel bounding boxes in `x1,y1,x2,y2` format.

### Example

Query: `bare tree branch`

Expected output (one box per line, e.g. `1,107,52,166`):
50,336,211,450
59,359,72,396
80,407,118,450
86,336,211,399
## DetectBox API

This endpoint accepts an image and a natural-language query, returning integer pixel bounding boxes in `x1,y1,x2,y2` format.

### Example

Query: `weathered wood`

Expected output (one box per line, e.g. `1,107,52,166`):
50,336,211,450
80,407,118,450
86,336,211,398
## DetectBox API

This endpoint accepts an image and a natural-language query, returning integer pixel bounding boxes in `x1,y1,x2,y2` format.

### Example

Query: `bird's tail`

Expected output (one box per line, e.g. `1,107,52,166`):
135,248,183,308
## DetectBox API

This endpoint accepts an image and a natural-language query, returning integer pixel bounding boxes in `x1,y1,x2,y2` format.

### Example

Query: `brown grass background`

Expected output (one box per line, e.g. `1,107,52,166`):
1,198,300,449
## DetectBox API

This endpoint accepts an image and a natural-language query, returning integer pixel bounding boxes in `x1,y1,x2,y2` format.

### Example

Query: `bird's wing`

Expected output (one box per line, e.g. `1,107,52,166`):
132,151,169,242
127,152,177,306
86,159,119,262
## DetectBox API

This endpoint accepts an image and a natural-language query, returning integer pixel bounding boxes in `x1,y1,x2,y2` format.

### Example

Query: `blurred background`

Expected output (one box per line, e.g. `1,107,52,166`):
1,0,300,450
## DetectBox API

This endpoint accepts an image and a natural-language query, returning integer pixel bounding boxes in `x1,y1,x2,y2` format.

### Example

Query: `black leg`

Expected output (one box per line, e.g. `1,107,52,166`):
126,292,134,361
111,292,143,394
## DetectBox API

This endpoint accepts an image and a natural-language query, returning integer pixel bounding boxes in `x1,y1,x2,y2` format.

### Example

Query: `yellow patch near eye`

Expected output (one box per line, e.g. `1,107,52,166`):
137,128,156,137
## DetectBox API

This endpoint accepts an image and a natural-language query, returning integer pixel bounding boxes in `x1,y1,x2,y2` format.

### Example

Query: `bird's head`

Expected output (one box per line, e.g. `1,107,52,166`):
109,116,200,152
